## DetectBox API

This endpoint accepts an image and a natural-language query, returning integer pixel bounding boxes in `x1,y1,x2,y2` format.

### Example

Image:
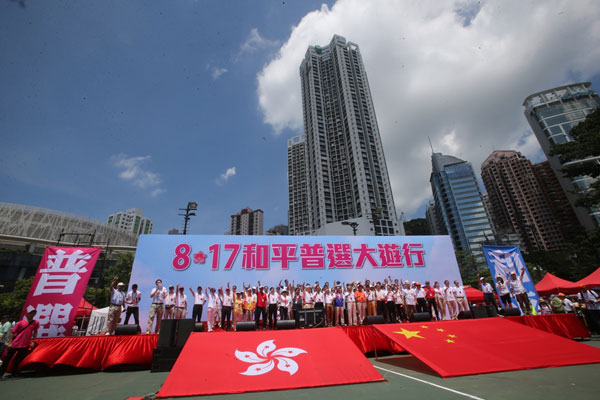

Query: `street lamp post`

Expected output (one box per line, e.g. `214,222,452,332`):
178,202,198,235
341,221,359,236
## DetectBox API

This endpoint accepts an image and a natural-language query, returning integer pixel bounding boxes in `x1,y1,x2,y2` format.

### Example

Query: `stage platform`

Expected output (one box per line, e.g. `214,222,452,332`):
17,313,590,373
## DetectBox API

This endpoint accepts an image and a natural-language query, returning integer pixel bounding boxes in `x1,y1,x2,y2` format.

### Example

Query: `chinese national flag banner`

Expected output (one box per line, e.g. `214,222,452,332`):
375,319,600,378
21,247,101,338
157,328,383,397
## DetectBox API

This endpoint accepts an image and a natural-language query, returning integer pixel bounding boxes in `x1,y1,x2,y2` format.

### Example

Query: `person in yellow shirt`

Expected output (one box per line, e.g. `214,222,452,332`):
233,292,244,331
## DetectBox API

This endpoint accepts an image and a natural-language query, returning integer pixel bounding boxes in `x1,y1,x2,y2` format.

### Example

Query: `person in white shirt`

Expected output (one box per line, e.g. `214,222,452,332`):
124,283,141,326
324,288,335,326
394,285,405,322
146,279,167,334
303,285,315,309
164,286,176,319
434,282,446,320
453,281,469,313
478,275,498,309
278,289,291,321
175,286,188,319
267,287,279,329
105,277,125,335
444,280,458,320
219,286,234,331
404,281,417,321
578,286,599,310
558,293,575,313
414,283,427,314
189,286,206,323
206,287,219,332
495,276,512,308
345,284,357,326
509,270,530,314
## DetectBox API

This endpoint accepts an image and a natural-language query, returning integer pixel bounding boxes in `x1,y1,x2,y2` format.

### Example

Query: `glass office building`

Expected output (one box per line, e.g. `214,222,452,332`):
430,153,494,263
523,82,600,229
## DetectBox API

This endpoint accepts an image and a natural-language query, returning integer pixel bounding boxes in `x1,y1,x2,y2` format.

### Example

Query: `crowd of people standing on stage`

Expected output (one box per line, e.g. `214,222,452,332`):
100,270,599,334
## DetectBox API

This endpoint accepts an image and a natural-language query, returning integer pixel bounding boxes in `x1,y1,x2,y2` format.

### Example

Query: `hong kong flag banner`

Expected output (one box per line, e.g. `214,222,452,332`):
157,328,383,397
21,247,101,338
374,319,600,378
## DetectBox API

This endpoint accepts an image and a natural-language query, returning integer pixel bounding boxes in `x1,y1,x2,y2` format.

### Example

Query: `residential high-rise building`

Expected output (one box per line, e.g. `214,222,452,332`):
107,208,153,236
533,161,583,240
430,152,494,262
291,35,401,236
523,82,600,230
229,208,264,235
287,135,310,235
481,151,563,252
425,199,446,235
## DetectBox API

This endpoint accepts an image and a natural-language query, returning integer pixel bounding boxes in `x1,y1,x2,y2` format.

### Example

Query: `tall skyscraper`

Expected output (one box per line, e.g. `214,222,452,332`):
108,208,153,236
430,152,494,262
533,161,582,240
481,151,563,252
425,199,446,235
523,82,600,230
229,208,264,235
291,35,401,236
287,135,310,235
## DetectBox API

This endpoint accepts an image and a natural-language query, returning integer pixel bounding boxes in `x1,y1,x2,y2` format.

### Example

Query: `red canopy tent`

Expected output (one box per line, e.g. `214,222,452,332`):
464,285,484,303
573,267,600,289
535,272,578,296
76,297,97,318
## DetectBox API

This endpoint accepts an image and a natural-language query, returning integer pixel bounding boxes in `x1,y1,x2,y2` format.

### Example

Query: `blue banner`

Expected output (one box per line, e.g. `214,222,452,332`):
482,245,539,313
129,235,462,325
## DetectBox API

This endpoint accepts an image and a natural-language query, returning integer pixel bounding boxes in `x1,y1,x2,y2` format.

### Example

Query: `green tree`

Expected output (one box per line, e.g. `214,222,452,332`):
403,218,431,235
0,276,34,320
455,250,487,286
550,108,600,208
84,252,135,308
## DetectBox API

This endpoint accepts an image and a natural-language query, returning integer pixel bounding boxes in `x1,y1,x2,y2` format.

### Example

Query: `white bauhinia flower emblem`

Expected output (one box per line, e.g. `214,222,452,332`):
235,340,307,376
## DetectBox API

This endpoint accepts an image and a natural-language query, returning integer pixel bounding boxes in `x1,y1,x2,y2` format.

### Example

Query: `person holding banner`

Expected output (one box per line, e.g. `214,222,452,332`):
147,279,167,334
105,277,126,335
0,309,38,379
509,270,530,314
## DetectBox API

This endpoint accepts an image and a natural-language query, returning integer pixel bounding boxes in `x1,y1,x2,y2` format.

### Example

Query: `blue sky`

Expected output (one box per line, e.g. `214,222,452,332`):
2,1,600,235
0,0,332,234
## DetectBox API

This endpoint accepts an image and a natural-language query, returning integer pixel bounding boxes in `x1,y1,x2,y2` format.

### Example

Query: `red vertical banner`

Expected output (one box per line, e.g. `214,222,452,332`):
21,247,101,338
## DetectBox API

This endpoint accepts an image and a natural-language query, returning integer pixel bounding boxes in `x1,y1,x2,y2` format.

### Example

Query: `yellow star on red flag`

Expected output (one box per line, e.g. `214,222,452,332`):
394,328,424,339
446,339,455,344
448,334,456,338
437,328,445,332
420,325,429,329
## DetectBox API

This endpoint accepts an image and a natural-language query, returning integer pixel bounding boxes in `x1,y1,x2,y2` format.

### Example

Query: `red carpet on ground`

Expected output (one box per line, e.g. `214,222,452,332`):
375,319,600,378
157,328,383,397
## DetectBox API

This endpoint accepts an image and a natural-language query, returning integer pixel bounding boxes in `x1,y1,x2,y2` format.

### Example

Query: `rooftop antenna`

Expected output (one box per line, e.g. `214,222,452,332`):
428,136,435,154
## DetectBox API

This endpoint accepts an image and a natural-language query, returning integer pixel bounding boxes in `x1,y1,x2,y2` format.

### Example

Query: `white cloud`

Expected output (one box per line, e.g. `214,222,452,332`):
110,153,165,195
240,28,280,54
257,0,600,217
210,66,228,80
216,166,236,185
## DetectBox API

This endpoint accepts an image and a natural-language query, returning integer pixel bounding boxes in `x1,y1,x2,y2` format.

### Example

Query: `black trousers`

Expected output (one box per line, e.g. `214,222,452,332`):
483,293,497,307
376,300,386,315
427,298,439,319
268,304,278,329
192,304,204,323
416,298,428,313
255,306,267,329
385,301,396,323
279,306,289,320
221,306,232,330
124,307,139,325
395,304,407,321
0,347,28,376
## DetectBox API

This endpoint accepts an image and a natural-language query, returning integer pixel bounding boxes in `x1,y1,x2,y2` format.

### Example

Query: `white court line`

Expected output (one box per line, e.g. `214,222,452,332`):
374,366,485,400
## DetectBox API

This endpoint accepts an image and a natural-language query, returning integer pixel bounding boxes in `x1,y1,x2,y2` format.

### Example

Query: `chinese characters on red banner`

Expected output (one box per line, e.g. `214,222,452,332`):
22,247,100,337
172,242,425,271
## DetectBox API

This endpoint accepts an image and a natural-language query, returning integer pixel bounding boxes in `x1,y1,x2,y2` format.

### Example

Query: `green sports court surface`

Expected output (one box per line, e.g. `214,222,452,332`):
2,338,599,400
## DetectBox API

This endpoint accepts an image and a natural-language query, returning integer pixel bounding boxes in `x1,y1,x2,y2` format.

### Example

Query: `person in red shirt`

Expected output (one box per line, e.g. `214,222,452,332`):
424,281,439,320
255,285,268,330
0,309,39,379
